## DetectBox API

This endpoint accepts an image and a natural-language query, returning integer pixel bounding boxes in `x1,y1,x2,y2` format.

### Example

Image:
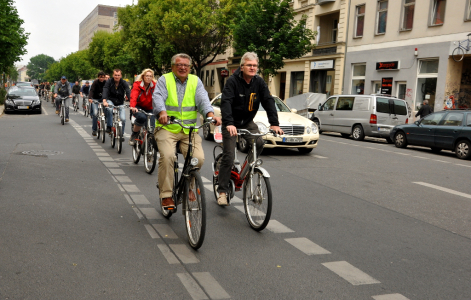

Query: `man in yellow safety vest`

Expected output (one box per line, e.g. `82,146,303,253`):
153,53,222,209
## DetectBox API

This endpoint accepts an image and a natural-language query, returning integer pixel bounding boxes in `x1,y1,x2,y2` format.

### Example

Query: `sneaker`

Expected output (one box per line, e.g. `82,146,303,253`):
55,110,59,114
161,197,176,210
65,118,69,122
92,131,97,136
106,126,111,134
217,193,228,206
128,132,139,146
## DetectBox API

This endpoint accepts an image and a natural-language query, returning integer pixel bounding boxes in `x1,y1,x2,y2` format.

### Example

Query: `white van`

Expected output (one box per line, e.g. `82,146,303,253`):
312,95,410,142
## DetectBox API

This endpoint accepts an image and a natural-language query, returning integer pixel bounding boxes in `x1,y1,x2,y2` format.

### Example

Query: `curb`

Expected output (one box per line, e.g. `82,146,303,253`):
0,104,4,117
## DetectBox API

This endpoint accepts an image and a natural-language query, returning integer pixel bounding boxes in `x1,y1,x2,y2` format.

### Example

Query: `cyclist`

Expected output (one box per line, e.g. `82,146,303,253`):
72,81,81,108
45,82,50,99
39,82,45,98
102,69,131,135
153,53,222,209
216,52,283,206
50,82,55,103
80,81,91,109
129,68,156,146
54,76,72,121
89,71,107,136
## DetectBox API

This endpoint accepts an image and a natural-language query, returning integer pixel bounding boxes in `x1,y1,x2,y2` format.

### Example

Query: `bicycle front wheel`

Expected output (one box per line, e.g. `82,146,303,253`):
243,169,272,231
144,134,157,174
185,170,206,249
110,127,116,148
452,47,465,62
101,120,106,143
212,153,223,201
60,105,65,125
117,126,122,154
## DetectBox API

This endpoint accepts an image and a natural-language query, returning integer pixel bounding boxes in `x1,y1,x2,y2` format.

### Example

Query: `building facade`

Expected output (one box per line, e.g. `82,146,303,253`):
79,5,119,50
344,0,471,119
16,66,29,82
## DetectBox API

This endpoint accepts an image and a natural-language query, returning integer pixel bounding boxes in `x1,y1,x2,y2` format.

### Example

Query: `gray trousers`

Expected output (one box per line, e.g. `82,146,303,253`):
217,121,264,194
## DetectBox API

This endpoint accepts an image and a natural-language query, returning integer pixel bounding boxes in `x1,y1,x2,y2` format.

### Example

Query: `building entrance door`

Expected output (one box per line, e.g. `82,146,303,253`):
279,72,286,100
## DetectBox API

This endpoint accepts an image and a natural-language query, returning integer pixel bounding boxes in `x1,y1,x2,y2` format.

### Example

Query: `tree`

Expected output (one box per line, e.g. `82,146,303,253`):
102,31,139,76
232,0,315,81
88,31,110,73
0,0,29,80
44,50,98,82
26,54,55,81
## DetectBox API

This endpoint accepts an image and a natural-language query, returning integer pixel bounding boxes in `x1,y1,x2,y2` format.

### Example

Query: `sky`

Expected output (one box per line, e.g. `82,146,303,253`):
15,0,134,67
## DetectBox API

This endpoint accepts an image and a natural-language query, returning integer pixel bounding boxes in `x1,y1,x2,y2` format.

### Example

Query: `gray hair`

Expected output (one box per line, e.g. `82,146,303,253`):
423,100,429,105
240,52,259,67
171,53,192,66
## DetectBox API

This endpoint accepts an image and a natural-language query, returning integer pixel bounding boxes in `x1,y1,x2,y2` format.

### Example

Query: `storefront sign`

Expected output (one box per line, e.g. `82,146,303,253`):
376,61,399,70
220,69,229,77
311,60,334,70
381,77,393,95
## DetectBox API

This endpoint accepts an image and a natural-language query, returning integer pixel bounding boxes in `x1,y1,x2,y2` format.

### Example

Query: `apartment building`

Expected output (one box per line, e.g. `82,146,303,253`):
16,66,29,82
344,0,471,117
79,5,119,50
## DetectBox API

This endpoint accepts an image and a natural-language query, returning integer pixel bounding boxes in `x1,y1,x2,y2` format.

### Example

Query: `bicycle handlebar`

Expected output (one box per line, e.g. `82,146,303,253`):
237,128,278,137
135,109,154,117
167,116,215,129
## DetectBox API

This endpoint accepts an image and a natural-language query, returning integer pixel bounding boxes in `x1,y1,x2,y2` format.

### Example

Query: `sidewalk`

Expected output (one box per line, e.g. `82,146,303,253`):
0,104,4,116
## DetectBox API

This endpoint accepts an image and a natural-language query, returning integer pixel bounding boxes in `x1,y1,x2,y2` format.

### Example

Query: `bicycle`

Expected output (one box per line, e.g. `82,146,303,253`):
131,109,158,174
44,90,49,102
452,33,471,62
82,95,90,117
92,100,106,143
109,104,128,154
157,117,215,249
212,129,275,231
72,94,80,112
56,96,69,125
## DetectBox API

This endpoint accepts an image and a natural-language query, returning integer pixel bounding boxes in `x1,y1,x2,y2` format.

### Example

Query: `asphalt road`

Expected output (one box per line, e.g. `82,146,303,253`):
0,101,470,299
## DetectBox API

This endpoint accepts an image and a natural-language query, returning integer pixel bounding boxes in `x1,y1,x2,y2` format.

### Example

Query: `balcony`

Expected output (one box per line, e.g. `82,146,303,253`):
317,0,336,5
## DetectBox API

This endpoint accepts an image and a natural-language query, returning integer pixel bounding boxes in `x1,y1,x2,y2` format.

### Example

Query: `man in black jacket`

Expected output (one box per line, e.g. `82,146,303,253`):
217,52,284,206
415,99,434,119
72,81,81,108
89,72,106,136
103,69,131,134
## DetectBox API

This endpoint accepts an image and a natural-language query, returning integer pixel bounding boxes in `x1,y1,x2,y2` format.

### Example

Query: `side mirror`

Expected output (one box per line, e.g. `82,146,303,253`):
318,104,322,111
414,121,420,125
291,108,297,114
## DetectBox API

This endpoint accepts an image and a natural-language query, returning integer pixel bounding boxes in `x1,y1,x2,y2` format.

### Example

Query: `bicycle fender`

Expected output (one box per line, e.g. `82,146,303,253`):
254,166,270,178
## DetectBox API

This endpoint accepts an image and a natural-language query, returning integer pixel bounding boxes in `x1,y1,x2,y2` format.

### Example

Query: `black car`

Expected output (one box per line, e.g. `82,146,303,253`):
4,86,41,114
390,110,471,159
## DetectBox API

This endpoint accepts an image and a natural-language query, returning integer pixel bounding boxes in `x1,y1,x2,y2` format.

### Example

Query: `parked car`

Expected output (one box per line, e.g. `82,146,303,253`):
4,86,41,114
200,93,319,154
312,95,410,143
391,110,471,159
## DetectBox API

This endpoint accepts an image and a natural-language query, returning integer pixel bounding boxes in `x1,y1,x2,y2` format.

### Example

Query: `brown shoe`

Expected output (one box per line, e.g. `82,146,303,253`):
55,110,59,114
161,197,176,209
189,190,197,202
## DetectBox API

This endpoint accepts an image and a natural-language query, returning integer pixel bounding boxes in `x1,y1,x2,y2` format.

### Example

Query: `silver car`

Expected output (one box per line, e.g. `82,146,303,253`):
312,95,410,142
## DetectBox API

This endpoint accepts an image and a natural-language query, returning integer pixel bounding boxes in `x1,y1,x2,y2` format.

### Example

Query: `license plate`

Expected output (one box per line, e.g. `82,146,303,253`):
18,106,29,109
378,127,390,132
282,137,303,143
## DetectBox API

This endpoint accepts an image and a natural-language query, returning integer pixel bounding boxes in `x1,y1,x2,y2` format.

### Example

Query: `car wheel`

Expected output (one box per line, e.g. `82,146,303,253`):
352,125,365,141
298,147,313,154
385,137,393,144
238,136,249,153
203,123,213,141
431,147,442,153
394,131,408,148
313,119,322,133
455,140,471,160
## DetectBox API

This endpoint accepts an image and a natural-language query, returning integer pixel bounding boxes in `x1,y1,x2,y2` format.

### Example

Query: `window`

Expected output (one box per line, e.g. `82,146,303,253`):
441,112,464,126
421,112,445,125
416,59,439,109
114,12,118,18
419,60,439,74
212,95,221,107
210,70,215,87
394,100,408,115
376,98,390,114
290,71,304,97
351,64,366,95
468,1,471,20
402,0,415,30
336,97,355,111
397,82,407,100
113,21,118,26
372,81,381,94
322,97,336,111
355,5,365,37
431,0,446,25
467,114,471,126
332,19,338,43
376,0,388,34
205,70,210,86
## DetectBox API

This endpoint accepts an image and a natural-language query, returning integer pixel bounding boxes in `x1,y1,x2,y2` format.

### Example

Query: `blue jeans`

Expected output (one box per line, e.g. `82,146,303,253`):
132,106,154,130
106,100,126,132
91,99,102,132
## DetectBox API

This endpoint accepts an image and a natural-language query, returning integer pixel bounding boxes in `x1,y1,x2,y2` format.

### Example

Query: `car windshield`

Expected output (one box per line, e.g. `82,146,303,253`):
16,83,31,86
258,96,291,112
8,88,37,97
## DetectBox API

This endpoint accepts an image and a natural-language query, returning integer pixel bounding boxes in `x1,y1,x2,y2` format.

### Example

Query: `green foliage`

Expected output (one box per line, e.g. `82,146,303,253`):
232,0,315,80
88,31,111,73
0,0,29,74
26,54,55,80
44,50,98,82
0,88,6,105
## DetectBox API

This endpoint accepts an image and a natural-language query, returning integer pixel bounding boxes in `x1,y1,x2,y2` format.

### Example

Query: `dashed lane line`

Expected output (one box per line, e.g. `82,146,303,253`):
158,244,181,265
169,244,200,264
414,182,471,200
152,224,178,239
192,272,231,299
144,224,160,239
322,261,381,286
265,220,295,233
372,294,410,300
285,237,331,255
177,273,210,300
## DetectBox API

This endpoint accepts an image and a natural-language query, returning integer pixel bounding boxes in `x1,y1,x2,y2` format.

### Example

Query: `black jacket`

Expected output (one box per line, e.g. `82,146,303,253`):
415,103,434,118
89,79,105,100
102,78,131,106
221,68,279,127
72,84,81,94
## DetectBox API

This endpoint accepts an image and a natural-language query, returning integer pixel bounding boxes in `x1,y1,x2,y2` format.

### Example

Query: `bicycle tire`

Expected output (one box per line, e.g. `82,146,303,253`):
452,47,465,62
144,134,157,174
101,120,106,143
243,169,272,231
97,121,101,139
212,153,223,201
117,126,122,154
185,170,206,249
60,104,64,125
132,138,141,164
111,127,116,148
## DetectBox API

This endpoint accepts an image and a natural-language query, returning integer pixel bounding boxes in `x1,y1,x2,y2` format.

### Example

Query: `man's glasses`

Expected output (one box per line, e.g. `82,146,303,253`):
244,64,258,68
174,64,191,69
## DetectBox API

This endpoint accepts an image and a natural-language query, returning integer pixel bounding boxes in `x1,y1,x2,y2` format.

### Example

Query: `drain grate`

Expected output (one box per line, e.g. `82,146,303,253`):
21,150,63,156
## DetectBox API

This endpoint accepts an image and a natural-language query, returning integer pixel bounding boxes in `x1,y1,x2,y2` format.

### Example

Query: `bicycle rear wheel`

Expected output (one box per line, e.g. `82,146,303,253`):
243,169,272,231
60,104,64,125
111,127,116,148
185,170,206,249
144,134,158,174
132,139,141,164
117,126,122,154
212,153,223,201
100,119,106,143
452,47,465,62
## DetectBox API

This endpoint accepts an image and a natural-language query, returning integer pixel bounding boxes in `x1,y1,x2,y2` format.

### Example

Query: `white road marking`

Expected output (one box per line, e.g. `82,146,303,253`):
314,155,327,159
266,220,294,233
111,176,117,183
117,184,124,192
114,175,132,183
139,208,162,220
434,160,449,163
203,184,213,191
233,206,245,214
177,273,208,300
285,237,331,255
232,196,243,203
158,244,180,265
95,152,110,157
152,224,178,238
42,106,49,115
413,156,428,159
130,194,151,205
98,157,114,162
201,177,211,183
123,194,133,204
144,224,160,239
456,163,471,168
169,244,200,264
414,182,471,200
103,162,120,168
132,208,144,219
372,294,410,300
322,261,381,285
192,272,231,299
92,148,106,152
122,184,141,193
108,168,125,175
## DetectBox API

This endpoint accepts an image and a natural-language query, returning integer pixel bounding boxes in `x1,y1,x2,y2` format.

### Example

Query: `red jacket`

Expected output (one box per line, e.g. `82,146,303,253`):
130,80,156,111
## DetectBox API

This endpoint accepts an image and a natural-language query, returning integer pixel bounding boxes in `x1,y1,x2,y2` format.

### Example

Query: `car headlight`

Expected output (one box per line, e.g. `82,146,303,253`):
5,99,13,105
255,122,268,134
311,123,318,134
33,100,40,105
306,126,311,134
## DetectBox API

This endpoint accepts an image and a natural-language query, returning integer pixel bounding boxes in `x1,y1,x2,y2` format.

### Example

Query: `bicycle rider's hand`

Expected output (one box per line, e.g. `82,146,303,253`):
88,99,93,103
103,100,109,107
68,95,72,98
159,111,168,124
54,94,57,98
212,116,222,126
130,107,138,113
227,125,237,136
270,125,284,135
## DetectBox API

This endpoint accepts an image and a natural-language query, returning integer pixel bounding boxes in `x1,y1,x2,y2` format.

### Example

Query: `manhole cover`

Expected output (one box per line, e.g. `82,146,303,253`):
22,150,63,156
